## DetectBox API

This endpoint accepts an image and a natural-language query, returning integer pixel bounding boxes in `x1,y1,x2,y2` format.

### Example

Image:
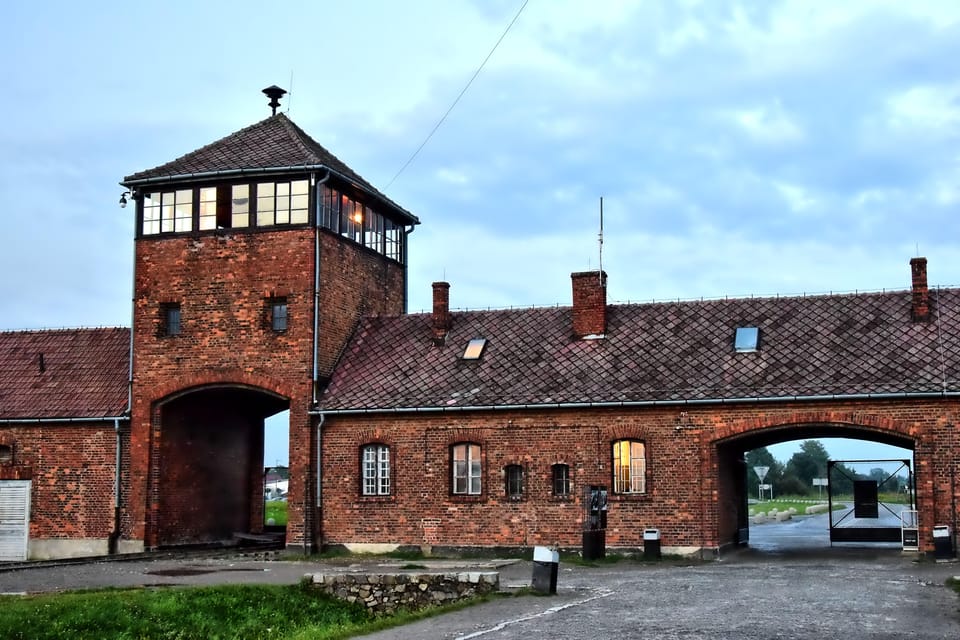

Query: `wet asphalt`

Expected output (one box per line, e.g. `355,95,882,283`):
1,518,959,639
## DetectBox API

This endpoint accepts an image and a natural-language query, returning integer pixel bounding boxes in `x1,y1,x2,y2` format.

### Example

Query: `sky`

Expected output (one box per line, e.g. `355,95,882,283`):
3,1,957,466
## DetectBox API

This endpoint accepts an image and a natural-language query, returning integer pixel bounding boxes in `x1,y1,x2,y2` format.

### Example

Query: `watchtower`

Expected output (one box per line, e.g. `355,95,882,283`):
120,88,418,552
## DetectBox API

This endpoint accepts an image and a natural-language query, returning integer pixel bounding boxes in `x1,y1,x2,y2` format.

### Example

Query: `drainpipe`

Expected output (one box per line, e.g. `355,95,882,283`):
109,417,122,554
312,171,331,405
403,225,415,313
316,412,325,549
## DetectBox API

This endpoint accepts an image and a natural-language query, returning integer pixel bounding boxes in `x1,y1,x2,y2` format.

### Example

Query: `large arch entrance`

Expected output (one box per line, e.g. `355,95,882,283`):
716,423,915,553
154,386,289,547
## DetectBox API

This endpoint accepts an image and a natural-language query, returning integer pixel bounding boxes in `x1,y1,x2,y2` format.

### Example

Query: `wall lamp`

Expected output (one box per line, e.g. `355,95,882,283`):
119,191,132,208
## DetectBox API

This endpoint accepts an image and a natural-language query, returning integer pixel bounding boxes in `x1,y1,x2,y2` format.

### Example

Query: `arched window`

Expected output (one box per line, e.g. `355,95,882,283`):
612,440,646,494
361,444,390,496
451,443,482,495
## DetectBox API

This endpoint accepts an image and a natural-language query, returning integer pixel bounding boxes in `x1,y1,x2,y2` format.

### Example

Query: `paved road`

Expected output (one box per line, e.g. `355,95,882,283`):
2,546,958,639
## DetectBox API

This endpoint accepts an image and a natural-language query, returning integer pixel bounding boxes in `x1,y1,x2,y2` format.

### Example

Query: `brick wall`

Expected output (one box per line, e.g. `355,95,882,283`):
128,227,405,551
320,398,960,554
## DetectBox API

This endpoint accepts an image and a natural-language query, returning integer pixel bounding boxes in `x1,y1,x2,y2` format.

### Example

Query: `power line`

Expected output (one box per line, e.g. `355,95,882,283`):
385,0,530,189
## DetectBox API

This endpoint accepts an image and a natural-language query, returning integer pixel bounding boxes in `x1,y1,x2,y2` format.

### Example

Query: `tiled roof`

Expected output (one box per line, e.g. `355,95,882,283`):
123,113,418,224
0,328,129,419
319,288,960,411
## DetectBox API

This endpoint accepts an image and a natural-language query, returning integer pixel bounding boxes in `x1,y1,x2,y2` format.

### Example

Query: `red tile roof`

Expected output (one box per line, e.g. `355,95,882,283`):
319,288,960,411
122,113,418,224
0,328,129,419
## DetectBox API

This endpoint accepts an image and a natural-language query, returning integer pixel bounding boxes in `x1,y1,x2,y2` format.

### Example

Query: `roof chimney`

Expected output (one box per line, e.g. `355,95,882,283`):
911,257,929,322
571,270,607,338
262,85,287,115
432,282,451,344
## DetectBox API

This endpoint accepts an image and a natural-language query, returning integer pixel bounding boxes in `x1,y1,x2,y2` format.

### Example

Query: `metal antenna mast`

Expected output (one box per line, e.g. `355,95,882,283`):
598,197,604,284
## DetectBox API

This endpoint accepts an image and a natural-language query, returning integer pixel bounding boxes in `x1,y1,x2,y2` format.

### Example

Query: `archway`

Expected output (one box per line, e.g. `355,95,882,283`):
716,423,915,553
155,386,288,547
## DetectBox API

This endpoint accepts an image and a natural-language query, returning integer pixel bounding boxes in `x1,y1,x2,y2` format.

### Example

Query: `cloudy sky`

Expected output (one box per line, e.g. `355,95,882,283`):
3,1,957,464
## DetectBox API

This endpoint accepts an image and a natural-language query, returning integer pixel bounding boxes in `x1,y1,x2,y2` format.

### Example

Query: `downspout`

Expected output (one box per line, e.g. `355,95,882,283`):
312,170,331,405
316,412,325,549
109,417,122,554
403,225,416,314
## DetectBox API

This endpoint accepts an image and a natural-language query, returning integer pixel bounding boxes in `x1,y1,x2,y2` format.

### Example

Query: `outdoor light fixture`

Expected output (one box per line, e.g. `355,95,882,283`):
119,191,131,208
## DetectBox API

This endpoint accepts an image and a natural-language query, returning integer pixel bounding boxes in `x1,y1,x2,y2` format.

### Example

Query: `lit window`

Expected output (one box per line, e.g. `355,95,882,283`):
734,327,760,352
162,303,181,337
463,338,487,360
198,187,218,230
361,444,390,496
552,464,571,496
505,464,524,499
231,184,250,228
612,440,645,494
452,443,482,495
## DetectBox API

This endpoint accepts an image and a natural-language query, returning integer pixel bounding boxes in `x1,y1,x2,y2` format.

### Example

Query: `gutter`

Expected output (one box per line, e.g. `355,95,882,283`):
308,390,960,417
122,165,420,225
0,416,130,424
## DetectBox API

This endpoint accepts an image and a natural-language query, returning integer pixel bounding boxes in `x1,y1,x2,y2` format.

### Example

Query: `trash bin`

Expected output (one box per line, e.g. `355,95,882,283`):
532,546,559,594
582,528,605,560
643,528,661,559
933,525,953,561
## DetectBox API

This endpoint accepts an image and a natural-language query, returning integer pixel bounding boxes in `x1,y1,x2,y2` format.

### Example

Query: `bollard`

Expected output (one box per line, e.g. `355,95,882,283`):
531,546,559,594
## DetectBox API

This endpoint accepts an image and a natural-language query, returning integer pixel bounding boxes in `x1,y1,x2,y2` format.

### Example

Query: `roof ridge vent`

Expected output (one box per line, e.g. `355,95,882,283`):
262,85,287,115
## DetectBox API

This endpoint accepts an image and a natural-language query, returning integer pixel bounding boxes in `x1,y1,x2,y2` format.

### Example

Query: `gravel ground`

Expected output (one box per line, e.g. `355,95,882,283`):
1,548,958,639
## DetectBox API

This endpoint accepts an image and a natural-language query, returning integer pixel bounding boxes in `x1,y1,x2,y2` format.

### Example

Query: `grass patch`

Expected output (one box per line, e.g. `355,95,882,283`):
0,583,497,640
948,576,960,595
264,500,288,526
752,498,846,514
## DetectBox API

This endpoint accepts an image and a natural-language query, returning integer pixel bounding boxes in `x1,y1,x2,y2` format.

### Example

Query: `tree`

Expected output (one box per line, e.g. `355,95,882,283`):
785,440,830,489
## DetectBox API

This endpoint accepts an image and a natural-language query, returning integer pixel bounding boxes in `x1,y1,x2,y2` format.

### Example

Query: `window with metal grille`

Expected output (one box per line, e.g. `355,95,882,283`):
361,444,390,496
552,463,571,496
161,303,181,337
452,443,482,495
612,439,646,494
505,464,523,499
270,299,288,332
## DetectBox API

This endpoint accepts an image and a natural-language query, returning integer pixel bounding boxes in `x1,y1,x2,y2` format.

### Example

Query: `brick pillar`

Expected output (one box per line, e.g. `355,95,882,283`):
571,271,607,337
432,282,451,344
911,257,929,322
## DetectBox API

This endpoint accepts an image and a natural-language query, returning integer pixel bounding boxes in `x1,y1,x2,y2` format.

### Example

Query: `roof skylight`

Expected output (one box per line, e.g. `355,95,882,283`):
462,338,487,360
734,327,760,353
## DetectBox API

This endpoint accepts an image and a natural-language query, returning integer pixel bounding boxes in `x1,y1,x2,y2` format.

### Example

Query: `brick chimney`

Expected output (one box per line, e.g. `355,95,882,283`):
571,270,607,338
911,257,929,322
432,282,451,344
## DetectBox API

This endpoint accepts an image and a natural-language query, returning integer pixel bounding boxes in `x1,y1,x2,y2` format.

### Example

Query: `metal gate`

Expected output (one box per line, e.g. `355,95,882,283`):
0,480,31,561
828,459,913,543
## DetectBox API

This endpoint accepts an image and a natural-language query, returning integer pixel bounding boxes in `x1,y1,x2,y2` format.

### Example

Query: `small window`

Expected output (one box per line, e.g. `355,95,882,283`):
505,464,524,499
734,327,760,352
161,303,181,337
0,444,13,465
612,439,646,494
270,299,288,332
463,338,487,360
361,444,390,496
452,443,482,495
552,463,571,496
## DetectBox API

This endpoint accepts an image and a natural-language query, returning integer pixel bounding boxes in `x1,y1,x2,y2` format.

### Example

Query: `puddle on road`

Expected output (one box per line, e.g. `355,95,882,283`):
145,567,265,577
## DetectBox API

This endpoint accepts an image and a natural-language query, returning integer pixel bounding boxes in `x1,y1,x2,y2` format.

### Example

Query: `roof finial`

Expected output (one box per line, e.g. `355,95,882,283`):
262,85,287,115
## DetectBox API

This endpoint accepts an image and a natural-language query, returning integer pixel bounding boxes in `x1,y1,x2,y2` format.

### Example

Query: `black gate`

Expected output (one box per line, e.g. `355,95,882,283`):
828,459,914,543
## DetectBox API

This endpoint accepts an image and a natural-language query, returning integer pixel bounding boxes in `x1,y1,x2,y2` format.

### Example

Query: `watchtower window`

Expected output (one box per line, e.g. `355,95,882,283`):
269,298,288,332
161,303,181,337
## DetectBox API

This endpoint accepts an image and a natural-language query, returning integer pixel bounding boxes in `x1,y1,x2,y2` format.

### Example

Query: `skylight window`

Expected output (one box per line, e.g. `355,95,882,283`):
463,338,487,360
734,327,760,353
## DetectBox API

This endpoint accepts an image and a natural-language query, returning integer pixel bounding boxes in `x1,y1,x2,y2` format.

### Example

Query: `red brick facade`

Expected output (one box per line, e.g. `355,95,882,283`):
320,399,958,554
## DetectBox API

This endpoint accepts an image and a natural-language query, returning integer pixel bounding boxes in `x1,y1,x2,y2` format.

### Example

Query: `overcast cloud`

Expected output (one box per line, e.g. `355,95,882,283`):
2,0,956,463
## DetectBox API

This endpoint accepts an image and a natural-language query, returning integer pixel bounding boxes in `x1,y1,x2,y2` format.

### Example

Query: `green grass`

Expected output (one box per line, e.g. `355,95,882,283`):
264,500,288,526
752,498,846,514
0,583,368,640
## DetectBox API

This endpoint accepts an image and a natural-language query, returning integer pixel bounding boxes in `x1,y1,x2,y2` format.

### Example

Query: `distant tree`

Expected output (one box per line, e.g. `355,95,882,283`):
778,473,809,497
785,440,831,488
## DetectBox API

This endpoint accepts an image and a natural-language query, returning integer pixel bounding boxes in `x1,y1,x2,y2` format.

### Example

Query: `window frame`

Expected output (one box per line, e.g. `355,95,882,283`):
360,443,391,496
612,439,646,494
160,303,181,337
451,442,482,496
551,463,571,497
269,298,288,332
504,464,524,500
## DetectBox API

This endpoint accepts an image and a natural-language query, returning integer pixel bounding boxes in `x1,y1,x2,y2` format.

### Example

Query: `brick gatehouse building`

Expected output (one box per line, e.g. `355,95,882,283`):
1,89,958,560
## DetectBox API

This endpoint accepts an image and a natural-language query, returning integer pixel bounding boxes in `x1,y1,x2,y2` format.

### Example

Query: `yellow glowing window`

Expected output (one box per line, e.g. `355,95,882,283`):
463,338,487,360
